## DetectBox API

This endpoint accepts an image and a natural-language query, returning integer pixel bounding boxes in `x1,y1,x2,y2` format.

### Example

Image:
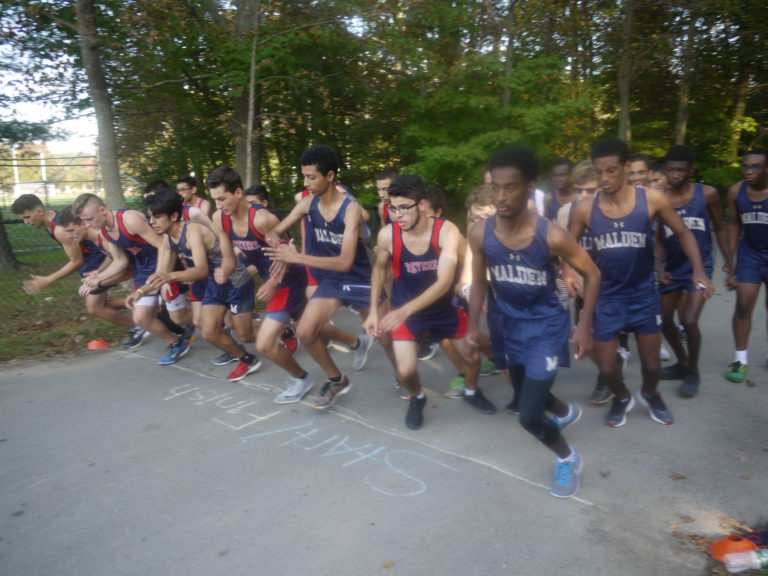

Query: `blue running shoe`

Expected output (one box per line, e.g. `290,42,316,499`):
157,337,191,365
552,403,582,432
550,448,583,498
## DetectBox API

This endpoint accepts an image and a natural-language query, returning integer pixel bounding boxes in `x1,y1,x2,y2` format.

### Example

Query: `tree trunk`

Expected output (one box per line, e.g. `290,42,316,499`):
75,0,125,208
235,0,262,186
674,15,696,145
501,0,519,108
726,75,752,164
0,213,20,271
616,0,634,142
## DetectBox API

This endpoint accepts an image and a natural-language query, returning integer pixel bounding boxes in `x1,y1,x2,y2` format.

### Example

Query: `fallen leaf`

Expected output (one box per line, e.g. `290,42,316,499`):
678,514,695,523
382,561,394,569
669,471,688,480
739,475,750,480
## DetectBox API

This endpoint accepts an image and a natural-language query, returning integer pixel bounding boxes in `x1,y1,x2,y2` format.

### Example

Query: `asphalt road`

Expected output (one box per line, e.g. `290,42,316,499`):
1,274,767,576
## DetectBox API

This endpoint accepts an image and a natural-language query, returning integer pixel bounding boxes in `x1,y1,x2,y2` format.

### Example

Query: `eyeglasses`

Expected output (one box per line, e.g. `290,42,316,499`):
387,202,417,214
741,164,766,172
177,187,191,193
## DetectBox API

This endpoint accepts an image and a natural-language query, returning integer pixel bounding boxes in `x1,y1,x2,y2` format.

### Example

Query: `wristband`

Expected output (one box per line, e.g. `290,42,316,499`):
135,288,145,297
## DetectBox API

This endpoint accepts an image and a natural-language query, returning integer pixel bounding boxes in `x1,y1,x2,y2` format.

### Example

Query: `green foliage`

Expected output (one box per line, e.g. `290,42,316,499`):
2,0,766,199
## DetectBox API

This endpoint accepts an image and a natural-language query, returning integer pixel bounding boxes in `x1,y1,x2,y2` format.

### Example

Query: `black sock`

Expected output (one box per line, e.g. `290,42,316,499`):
329,375,342,383
241,353,255,364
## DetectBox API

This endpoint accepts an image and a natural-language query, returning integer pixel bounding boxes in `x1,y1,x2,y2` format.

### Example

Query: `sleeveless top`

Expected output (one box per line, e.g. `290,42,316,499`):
483,215,564,321
101,209,157,272
46,209,107,276
390,218,451,317
662,183,713,277
588,187,655,299
736,181,768,253
168,222,250,287
304,195,371,285
222,204,306,287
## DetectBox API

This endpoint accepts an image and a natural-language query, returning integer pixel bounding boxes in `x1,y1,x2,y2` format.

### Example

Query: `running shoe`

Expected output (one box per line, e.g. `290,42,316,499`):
417,340,439,361
462,388,497,414
605,395,634,427
123,328,149,350
479,359,500,376
210,351,238,366
311,375,351,410
660,343,671,361
405,395,427,430
590,376,613,406
157,336,191,365
280,325,300,354
504,398,519,415
227,356,262,382
660,362,688,380
679,370,700,398
636,390,673,424
550,449,583,498
444,375,465,398
726,361,748,383
351,334,374,371
273,375,314,404
552,403,582,432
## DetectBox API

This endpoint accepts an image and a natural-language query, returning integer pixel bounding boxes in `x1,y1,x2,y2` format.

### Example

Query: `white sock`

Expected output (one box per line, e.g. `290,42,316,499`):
416,392,425,399
735,350,748,364
558,446,576,463
463,388,476,396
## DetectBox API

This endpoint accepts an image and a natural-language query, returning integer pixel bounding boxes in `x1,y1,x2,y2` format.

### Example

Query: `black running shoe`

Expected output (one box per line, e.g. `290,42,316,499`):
463,388,497,414
405,395,427,430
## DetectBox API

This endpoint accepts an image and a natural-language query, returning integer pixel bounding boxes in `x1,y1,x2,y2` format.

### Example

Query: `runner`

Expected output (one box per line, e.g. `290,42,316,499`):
468,145,600,498
363,175,486,429
569,138,712,427
138,187,261,381
72,193,194,365
723,147,768,382
265,146,375,409
657,145,727,397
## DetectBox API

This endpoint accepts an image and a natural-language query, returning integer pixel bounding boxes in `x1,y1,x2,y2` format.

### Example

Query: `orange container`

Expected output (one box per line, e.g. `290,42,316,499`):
87,338,110,350
711,534,758,562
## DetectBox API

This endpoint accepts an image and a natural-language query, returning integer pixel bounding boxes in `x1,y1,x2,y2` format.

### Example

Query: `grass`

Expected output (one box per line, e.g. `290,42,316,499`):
0,250,130,362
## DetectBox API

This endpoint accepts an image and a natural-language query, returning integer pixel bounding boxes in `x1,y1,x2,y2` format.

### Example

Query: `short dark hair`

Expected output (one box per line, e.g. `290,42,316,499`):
425,186,448,217
551,157,574,170
11,193,44,214
244,184,269,204
665,145,694,165
388,174,428,203
206,166,243,193
743,148,768,162
300,145,340,176
143,180,168,196
376,167,398,181
176,175,197,188
591,138,631,164
144,187,184,220
57,205,81,226
487,146,540,182
629,153,652,167
649,160,666,173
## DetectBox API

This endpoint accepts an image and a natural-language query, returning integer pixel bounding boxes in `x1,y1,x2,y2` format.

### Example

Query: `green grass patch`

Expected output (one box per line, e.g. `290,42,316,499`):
0,252,132,362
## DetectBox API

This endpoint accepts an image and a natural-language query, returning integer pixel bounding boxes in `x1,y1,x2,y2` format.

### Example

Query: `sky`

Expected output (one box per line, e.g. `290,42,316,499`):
9,101,98,155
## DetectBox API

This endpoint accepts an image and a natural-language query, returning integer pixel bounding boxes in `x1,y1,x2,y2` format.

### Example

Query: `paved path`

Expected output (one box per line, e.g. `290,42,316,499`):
1,275,766,576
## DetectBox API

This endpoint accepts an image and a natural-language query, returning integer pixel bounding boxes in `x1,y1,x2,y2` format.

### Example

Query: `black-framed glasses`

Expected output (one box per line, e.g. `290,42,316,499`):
387,202,417,214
